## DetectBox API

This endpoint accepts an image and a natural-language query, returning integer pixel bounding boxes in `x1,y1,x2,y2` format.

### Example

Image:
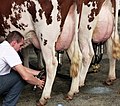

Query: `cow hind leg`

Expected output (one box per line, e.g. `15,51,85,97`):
105,5,120,85
66,36,82,100
105,38,116,85
79,38,94,87
37,46,58,105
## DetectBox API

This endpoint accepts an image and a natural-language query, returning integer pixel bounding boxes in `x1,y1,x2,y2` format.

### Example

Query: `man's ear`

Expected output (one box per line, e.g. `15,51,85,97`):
10,40,17,47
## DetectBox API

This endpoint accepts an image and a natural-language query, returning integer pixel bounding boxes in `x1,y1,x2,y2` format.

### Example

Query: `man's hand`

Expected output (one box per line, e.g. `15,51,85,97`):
37,78,45,89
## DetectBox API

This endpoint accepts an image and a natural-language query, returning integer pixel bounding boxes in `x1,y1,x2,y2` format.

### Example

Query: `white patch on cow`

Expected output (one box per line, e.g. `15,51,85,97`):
80,3,97,32
34,0,61,47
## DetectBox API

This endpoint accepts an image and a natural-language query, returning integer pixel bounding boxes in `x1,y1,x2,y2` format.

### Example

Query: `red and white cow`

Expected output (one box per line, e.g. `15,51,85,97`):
78,0,120,88
0,0,82,105
0,0,120,106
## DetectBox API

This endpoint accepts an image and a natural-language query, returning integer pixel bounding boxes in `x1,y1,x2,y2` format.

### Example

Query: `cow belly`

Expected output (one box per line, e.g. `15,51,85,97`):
92,4,114,43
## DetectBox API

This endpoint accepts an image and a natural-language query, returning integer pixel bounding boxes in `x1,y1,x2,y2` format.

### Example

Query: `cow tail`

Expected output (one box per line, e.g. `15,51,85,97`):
112,0,120,59
70,50,80,78
112,32,120,59
70,3,81,78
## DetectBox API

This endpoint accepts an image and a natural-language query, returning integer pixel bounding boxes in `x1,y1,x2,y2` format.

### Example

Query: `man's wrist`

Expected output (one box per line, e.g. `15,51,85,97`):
36,78,40,86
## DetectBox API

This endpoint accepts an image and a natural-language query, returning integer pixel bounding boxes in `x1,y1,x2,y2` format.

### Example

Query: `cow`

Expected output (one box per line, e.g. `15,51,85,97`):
77,0,120,88
0,0,82,105
0,0,120,106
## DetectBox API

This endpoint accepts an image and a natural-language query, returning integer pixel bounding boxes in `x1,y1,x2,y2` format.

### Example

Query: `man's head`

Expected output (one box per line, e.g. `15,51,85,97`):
6,31,24,51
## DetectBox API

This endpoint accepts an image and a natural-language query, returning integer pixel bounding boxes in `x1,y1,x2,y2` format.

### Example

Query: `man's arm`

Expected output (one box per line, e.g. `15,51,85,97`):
12,64,44,89
24,67,40,76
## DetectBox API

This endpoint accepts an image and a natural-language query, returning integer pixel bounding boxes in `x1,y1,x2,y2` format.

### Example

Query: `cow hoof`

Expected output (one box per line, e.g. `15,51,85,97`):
36,102,43,106
65,94,73,100
36,100,47,106
103,79,116,86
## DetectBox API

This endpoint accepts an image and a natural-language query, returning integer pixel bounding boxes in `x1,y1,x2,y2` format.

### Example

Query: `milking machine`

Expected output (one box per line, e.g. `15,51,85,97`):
89,42,104,73
57,51,64,71
57,42,104,74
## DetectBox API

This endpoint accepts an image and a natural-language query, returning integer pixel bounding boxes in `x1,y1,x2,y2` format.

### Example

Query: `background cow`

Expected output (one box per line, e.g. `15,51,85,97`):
78,0,120,89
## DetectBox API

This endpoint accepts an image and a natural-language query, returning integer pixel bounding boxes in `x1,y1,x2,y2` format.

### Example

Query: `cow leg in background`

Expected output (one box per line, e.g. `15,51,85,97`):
21,31,42,68
33,47,44,70
21,46,30,67
105,4,120,85
105,0,120,85
21,45,44,70
105,38,116,85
